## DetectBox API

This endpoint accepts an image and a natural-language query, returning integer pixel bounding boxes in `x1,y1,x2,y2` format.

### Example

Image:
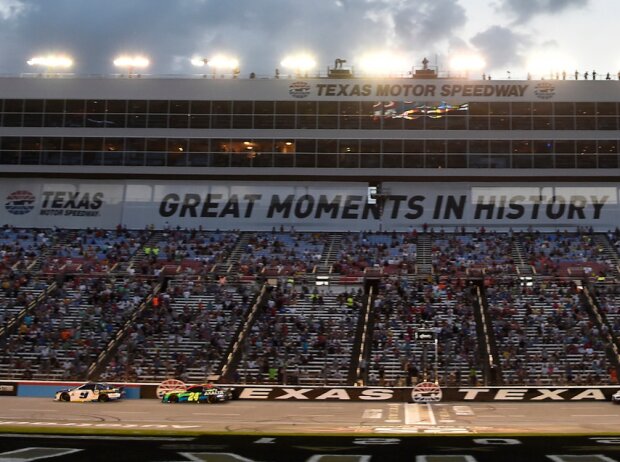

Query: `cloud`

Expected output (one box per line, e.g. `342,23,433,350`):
363,0,467,51
495,0,589,23
0,0,598,77
0,0,28,20
0,0,228,73
0,0,473,75
470,25,530,71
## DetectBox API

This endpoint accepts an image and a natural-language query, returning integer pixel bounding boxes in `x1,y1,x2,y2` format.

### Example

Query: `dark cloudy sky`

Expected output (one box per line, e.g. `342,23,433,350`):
0,0,615,79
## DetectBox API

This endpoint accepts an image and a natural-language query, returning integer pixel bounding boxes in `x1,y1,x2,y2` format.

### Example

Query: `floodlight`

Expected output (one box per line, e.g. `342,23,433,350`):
208,55,239,70
356,51,409,76
113,55,150,69
449,54,486,72
27,54,73,69
280,53,317,72
526,52,575,79
191,57,208,67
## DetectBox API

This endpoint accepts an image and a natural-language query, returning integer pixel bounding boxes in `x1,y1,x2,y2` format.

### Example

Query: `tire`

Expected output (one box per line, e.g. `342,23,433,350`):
60,393,70,402
169,394,179,403
207,395,217,404
98,394,109,402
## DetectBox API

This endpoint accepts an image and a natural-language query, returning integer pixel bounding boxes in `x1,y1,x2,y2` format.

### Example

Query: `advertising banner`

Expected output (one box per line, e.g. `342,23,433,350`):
7,382,619,402
0,382,17,396
0,180,124,228
138,385,620,402
229,386,620,402
1,179,618,231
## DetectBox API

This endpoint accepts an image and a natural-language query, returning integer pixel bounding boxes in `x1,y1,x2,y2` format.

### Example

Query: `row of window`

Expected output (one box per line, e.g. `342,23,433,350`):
2,99,618,115
0,137,618,154
1,112,617,130
1,150,617,169
0,100,619,131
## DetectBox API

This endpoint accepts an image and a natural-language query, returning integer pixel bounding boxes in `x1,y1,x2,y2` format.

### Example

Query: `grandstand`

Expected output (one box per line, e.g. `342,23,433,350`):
0,70,619,387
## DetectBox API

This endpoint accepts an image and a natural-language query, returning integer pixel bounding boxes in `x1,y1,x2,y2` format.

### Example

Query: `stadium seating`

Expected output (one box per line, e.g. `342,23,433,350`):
100,278,254,383
0,276,155,380
0,227,619,388
234,284,363,385
368,277,482,387
487,279,612,385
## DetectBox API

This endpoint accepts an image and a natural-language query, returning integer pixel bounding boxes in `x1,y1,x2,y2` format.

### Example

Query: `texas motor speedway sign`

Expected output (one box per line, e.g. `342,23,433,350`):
227,386,619,402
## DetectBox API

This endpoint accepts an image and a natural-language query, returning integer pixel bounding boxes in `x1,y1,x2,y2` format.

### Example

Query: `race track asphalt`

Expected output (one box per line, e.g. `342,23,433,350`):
2,398,620,461
1,397,620,435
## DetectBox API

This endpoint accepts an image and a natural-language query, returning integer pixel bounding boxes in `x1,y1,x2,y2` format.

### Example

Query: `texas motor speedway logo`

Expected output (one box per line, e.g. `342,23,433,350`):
288,81,311,99
5,190,35,215
534,81,556,99
5,190,105,217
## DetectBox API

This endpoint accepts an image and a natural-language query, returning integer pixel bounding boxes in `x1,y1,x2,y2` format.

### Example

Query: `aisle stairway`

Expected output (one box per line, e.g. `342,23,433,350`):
511,236,533,275
415,234,432,275
314,233,343,276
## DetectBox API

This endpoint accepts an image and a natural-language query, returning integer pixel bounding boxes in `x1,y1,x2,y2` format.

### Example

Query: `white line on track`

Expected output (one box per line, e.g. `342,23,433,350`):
425,403,436,425
405,403,420,424
404,404,437,426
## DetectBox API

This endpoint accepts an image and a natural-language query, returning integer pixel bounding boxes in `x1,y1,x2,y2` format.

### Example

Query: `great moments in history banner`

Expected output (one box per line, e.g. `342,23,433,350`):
1,179,618,231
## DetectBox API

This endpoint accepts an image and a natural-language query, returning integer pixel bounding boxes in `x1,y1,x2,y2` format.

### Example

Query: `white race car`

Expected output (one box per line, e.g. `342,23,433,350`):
54,382,123,402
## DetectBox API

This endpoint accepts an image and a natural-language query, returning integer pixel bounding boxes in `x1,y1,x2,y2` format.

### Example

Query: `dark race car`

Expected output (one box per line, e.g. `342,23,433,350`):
54,382,123,402
161,384,232,404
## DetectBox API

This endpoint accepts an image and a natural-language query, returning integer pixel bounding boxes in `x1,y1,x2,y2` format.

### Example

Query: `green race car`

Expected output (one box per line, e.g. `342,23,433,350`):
161,384,233,404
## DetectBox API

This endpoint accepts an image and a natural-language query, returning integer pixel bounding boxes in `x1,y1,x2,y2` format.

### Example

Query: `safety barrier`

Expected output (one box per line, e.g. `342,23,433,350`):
3,381,619,402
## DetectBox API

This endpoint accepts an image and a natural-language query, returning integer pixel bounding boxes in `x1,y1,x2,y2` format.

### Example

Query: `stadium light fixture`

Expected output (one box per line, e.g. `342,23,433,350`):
280,53,317,75
193,55,239,78
356,51,409,76
191,57,209,67
208,55,239,71
449,54,486,76
526,52,575,80
113,55,150,76
27,54,74,69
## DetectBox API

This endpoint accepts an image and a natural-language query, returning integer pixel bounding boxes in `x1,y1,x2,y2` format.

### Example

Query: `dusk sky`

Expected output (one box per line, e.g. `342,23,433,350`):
0,0,617,80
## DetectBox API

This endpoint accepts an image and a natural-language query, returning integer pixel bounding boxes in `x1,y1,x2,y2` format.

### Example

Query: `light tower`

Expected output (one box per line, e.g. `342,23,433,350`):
113,55,150,77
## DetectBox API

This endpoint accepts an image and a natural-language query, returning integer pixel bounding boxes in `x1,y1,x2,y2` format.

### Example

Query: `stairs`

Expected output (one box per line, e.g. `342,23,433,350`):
314,233,343,276
511,236,533,275
415,233,432,275
120,230,158,274
215,232,252,276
